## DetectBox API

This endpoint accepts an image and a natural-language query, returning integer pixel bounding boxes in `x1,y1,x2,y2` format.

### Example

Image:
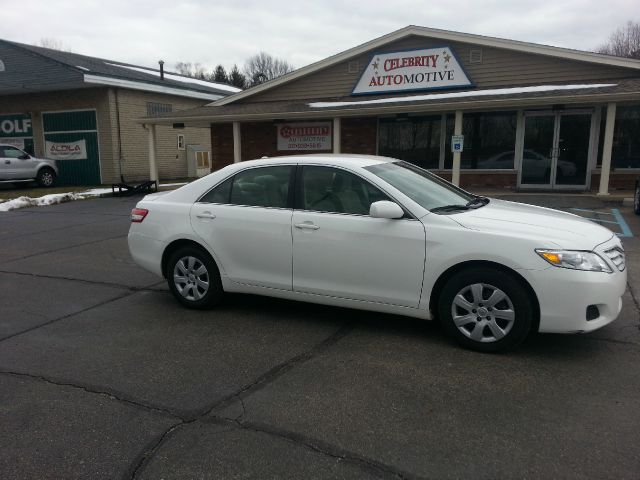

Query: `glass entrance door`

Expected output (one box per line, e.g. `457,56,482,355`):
520,111,592,189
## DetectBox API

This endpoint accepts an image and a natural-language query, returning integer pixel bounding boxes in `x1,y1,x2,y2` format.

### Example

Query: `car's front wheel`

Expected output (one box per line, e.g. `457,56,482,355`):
37,167,56,187
167,245,223,309
438,267,534,352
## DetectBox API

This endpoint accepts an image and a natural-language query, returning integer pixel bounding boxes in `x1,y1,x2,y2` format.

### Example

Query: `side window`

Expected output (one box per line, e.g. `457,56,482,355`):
300,166,390,215
2,146,24,159
200,177,233,204
200,165,293,207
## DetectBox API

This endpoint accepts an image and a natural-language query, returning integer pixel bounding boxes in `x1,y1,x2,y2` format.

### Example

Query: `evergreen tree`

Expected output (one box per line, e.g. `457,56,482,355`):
212,64,229,84
228,64,247,89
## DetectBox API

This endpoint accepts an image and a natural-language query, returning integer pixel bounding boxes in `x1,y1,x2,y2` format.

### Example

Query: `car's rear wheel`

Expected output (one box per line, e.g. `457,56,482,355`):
634,180,640,215
37,167,56,187
438,267,534,352
167,245,223,309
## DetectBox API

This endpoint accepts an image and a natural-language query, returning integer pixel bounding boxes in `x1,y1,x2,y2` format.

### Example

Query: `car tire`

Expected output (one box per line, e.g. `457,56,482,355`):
167,245,223,309
634,180,640,215
438,267,534,352
36,167,56,187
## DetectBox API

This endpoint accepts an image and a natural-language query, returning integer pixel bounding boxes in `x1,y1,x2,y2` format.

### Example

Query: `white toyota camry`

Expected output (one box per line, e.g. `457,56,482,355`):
128,154,626,352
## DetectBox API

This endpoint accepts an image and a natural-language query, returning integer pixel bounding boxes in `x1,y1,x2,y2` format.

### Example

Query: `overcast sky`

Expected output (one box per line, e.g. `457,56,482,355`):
1,0,637,73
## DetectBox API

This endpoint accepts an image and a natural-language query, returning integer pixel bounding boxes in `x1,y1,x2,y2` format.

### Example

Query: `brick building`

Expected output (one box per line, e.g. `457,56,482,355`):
0,40,239,185
143,26,640,193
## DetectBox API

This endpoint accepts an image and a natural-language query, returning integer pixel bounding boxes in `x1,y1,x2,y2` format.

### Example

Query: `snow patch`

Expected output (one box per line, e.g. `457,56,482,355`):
0,193,84,211
0,187,113,212
308,84,618,108
104,62,242,93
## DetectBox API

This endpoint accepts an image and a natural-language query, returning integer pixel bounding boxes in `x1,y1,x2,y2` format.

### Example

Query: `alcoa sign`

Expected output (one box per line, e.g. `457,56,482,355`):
352,47,473,95
45,140,88,160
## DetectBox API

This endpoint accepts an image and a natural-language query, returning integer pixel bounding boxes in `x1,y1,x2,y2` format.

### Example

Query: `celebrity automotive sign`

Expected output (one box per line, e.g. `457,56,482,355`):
45,140,88,160
352,47,472,95
277,122,331,151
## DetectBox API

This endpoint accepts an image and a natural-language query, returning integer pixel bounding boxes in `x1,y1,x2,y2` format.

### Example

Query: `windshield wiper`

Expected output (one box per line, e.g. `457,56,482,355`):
430,204,470,213
466,196,490,208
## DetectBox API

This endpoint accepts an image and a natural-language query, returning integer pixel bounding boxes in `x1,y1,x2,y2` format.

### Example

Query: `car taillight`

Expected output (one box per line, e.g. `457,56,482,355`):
131,208,149,223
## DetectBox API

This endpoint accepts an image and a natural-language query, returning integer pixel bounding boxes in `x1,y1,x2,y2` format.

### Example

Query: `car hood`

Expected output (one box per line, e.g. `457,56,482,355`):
448,199,614,250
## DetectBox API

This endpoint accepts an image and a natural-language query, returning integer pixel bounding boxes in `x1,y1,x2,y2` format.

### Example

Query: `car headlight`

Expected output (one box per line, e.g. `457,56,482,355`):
535,249,612,273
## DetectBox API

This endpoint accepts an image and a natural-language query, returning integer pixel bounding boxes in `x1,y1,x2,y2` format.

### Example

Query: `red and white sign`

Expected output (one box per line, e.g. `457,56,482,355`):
352,47,472,95
45,140,88,160
277,122,331,151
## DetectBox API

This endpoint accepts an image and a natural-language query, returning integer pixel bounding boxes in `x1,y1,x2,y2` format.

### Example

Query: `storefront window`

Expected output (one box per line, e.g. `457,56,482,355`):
378,116,441,169
445,111,517,169
598,105,640,169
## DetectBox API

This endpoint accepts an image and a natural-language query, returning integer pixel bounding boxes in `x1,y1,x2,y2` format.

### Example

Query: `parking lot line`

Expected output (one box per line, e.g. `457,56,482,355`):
569,207,633,238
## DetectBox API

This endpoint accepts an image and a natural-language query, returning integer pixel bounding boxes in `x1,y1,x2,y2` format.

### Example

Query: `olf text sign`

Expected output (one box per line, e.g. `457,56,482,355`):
352,47,472,95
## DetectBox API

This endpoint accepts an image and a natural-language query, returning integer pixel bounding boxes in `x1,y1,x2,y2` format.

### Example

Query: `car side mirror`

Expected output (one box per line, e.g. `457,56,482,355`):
370,200,404,219
18,154,30,160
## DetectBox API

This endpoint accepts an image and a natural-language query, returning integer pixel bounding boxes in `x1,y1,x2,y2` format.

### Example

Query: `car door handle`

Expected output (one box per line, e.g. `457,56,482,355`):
196,212,216,219
4,160,9,164
294,223,319,230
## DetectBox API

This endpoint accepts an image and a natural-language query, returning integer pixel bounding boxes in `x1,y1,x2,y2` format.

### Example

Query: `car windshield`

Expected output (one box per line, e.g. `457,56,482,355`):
364,161,477,212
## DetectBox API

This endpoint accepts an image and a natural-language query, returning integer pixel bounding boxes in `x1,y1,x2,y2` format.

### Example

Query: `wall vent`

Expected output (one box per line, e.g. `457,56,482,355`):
469,49,483,64
348,61,359,73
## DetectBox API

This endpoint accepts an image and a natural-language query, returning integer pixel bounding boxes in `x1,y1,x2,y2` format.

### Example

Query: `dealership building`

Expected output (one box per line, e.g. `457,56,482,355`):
0,39,239,185
144,25,640,193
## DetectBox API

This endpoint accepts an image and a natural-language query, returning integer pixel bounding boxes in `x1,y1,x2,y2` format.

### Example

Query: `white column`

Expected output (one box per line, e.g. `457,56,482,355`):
147,124,158,182
333,117,341,153
598,102,617,196
232,121,242,163
451,110,463,186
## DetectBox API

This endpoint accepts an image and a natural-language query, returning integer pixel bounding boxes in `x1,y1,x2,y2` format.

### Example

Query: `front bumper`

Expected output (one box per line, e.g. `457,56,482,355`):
520,247,626,334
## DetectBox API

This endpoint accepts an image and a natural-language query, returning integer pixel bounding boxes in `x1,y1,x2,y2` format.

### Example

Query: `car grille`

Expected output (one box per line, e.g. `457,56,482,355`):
604,247,625,272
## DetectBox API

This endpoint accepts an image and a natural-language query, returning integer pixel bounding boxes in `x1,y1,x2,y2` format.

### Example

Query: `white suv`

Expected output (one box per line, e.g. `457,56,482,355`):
0,144,58,187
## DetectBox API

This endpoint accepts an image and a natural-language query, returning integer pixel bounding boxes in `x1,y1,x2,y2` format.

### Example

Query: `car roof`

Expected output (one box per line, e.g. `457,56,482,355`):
236,154,396,169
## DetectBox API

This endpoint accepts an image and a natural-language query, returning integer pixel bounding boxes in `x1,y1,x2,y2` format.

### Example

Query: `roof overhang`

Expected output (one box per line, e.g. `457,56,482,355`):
139,90,640,128
83,74,224,101
212,25,640,107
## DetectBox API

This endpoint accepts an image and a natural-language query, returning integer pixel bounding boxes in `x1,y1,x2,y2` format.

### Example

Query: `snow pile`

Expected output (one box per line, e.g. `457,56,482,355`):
308,84,618,108
0,192,85,211
0,187,116,212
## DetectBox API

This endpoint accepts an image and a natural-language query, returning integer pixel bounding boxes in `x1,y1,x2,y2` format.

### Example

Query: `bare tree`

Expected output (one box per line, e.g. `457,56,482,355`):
39,37,68,51
244,52,294,86
174,62,207,79
596,21,640,59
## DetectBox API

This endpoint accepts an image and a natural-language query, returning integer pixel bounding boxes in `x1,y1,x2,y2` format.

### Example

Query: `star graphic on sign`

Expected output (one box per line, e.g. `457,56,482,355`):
443,52,452,63
372,58,380,73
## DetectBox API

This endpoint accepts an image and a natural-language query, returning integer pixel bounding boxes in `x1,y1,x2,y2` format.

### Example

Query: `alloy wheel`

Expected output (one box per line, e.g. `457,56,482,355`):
173,256,210,301
450,283,515,343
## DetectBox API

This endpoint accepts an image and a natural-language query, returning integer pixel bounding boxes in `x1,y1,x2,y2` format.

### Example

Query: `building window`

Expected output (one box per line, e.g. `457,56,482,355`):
146,102,173,117
378,116,442,169
445,111,517,169
177,134,185,150
598,105,640,169
196,151,210,169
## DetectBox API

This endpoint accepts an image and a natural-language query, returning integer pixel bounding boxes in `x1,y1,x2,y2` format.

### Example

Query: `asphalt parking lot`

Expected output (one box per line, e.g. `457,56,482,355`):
1,195,639,479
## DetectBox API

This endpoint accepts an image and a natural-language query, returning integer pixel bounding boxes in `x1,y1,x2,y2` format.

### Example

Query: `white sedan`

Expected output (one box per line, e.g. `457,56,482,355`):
128,155,626,352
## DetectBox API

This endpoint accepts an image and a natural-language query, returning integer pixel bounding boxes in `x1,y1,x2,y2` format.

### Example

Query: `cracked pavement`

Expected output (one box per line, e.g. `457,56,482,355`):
1,196,639,479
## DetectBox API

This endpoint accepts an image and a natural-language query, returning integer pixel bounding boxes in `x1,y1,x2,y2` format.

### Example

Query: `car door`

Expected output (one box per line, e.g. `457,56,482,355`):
190,164,295,290
0,145,34,179
292,165,426,308
0,145,17,179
